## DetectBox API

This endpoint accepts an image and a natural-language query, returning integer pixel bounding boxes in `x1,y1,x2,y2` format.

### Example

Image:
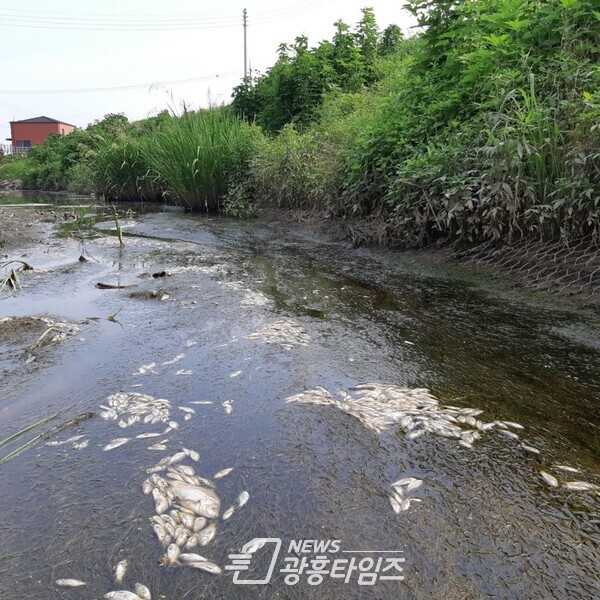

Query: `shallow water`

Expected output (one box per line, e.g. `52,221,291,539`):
0,195,599,599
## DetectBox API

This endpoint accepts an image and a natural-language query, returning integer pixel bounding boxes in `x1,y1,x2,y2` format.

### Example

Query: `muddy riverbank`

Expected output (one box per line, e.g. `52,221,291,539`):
1,194,599,599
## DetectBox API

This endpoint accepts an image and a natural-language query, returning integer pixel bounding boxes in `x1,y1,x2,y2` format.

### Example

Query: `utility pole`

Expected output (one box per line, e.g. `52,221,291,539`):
243,8,248,79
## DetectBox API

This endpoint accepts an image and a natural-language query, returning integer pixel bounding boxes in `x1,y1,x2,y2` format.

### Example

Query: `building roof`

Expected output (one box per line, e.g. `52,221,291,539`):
10,115,76,127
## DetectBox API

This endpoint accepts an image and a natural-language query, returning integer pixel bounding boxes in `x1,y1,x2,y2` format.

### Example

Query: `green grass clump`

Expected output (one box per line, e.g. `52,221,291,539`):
143,109,258,211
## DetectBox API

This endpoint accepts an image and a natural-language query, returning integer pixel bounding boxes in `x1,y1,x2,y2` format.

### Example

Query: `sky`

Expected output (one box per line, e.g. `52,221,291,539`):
0,1,415,145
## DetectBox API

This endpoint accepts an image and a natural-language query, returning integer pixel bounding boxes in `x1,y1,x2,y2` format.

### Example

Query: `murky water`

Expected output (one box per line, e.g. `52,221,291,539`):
1,194,599,599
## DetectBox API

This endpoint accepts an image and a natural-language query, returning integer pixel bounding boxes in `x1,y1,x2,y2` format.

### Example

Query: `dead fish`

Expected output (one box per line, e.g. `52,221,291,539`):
554,465,580,474
214,467,234,479
167,543,181,564
114,560,128,584
389,495,401,515
182,448,200,461
185,534,200,550
185,560,222,574
73,440,89,450
562,481,598,491
103,438,131,451
521,444,540,454
134,583,151,600
46,435,86,447
458,439,473,449
222,506,235,520
168,421,179,430
142,479,153,495
540,471,559,487
237,491,250,507
163,353,185,365
184,414,192,421
181,552,210,563
137,363,156,374
193,517,207,532
176,369,193,375
55,579,87,587
190,401,213,405
168,451,187,465
178,406,195,414
222,400,233,414
198,523,217,546
148,444,168,451
502,421,524,430
498,429,519,440
405,479,423,492
104,592,141,600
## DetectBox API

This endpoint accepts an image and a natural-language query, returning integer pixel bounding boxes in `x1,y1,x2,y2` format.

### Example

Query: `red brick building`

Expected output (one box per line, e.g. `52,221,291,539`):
9,116,76,150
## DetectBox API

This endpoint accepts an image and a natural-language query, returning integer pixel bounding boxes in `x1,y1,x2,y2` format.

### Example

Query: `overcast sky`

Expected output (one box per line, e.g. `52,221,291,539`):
0,1,415,144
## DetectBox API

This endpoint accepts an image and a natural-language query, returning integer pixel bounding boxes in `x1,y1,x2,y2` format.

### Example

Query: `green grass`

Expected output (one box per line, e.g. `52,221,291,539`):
142,109,258,210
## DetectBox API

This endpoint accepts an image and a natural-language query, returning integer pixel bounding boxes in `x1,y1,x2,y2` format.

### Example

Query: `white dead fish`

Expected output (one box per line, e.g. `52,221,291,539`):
190,401,213,405
181,553,210,563
185,560,222,574
46,435,86,447
104,592,141,600
114,560,128,584
163,353,185,365
103,438,131,451
198,523,217,546
73,440,89,450
554,465,580,474
168,421,179,430
55,579,87,587
148,444,168,451
214,467,234,479
184,414,192,421
178,406,195,414
237,491,250,507
230,371,242,378
193,517,207,532
540,471,559,487
521,444,540,454
222,401,233,414
167,543,181,564
185,534,200,550
137,362,156,375
182,448,200,461
134,583,151,600
222,506,235,520
389,495,401,515
176,369,193,376
405,479,423,492
142,479,153,495
562,481,598,491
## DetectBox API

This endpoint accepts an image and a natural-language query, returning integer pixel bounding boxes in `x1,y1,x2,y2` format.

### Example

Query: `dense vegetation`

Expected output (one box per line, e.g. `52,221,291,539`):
1,1,598,246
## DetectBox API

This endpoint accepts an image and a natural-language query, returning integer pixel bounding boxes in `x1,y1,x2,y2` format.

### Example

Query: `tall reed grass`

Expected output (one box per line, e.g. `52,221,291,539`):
143,110,257,210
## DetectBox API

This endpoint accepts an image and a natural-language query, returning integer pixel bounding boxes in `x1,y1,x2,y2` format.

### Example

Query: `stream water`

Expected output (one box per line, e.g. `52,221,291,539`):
0,194,599,599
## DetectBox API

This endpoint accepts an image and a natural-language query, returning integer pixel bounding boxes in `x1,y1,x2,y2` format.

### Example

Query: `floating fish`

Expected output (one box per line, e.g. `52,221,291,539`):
176,369,193,376
184,560,222,574
237,491,250,508
230,371,242,378
214,467,234,479
198,523,217,546
222,506,235,520
163,353,185,365
136,432,162,439
103,438,131,451
134,583,151,600
73,440,89,450
55,579,87,587
104,592,141,600
554,465,580,474
181,553,210,563
540,471,559,487
46,435,86,447
137,363,156,375
114,560,128,584
521,444,540,454
190,401,213,405
562,481,598,491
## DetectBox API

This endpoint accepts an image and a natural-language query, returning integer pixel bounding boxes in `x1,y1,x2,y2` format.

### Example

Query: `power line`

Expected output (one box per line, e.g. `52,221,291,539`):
0,1,331,31
0,71,242,95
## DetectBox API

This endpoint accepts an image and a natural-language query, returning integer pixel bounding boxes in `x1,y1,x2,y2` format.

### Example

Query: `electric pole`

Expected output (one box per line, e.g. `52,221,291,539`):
243,8,248,79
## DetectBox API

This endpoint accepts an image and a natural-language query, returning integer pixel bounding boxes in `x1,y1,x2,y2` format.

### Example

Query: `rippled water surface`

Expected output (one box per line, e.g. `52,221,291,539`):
0,196,599,599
